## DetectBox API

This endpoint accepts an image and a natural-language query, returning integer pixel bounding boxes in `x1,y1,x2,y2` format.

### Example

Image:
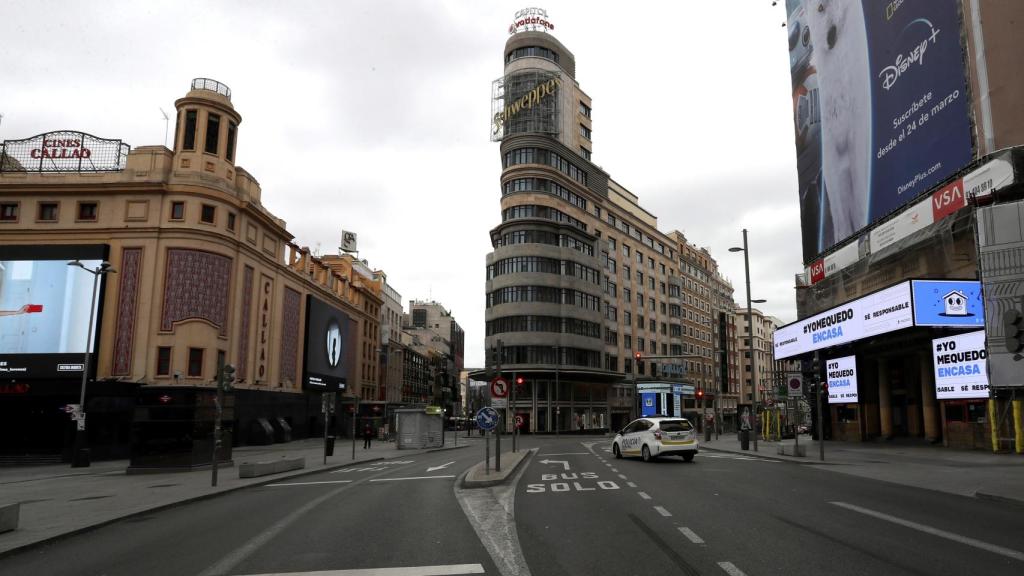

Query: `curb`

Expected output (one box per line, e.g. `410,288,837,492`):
461,448,536,489
0,449,431,560
975,491,1024,507
700,444,839,465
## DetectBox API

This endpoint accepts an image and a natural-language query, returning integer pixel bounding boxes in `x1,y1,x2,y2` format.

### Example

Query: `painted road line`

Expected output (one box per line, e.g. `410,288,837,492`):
235,564,486,575
637,492,652,500
653,506,672,517
610,468,619,473
618,474,627,480
265,480,353,487
717,561,747,576
830,501,1024,562
678,527,704,544
538,452,589,456
627,482,637,488
370,475,456,482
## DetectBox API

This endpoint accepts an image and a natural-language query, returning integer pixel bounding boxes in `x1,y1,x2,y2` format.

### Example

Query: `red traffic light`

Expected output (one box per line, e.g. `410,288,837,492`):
515,376,525,386
634,352,642,360
697,389,704,398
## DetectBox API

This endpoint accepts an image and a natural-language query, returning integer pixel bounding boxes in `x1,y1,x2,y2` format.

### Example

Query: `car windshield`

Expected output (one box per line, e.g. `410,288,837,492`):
659,420,692,432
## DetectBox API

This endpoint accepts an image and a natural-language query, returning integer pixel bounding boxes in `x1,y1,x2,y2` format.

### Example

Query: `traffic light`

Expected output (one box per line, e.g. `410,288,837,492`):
515,376,525,387
634,351,642,361
697,389,704,399
1003,309,1024,354
219,364,236,392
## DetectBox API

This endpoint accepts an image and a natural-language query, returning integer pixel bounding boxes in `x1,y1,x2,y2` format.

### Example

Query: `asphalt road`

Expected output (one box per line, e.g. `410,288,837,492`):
2,435,1023,576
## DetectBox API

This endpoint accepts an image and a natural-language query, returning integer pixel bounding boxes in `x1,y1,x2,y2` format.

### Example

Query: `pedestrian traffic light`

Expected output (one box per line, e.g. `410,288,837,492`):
219,364,235,392
1003,309,1024,354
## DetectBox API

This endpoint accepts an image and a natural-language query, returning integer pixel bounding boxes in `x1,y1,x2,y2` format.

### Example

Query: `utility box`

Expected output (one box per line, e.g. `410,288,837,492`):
395,408,442,449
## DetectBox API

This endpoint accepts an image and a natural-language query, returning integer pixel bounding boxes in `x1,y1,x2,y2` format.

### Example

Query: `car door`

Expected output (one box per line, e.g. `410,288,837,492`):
620,420,643,455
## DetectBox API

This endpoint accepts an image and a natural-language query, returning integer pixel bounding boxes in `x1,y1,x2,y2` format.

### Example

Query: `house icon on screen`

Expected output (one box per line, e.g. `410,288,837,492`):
942,290,969,316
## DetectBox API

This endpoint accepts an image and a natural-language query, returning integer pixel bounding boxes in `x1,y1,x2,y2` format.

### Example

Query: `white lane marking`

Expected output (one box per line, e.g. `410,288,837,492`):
332,467,384,474
538,459,570,470
427,461,455,472
265,480,353,487
610,468,619,473
618,474,627,480
653,506,671,517
234,564,486,576
701,454,779,462
637,492,652,500
627,482,637,488
679,527,704,544
717,561,747,576
538,452,589,456
830,501,1024,562
370,475,456,482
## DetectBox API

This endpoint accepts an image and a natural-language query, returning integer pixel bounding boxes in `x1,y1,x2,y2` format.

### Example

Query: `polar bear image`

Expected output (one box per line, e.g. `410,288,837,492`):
804,0,871,246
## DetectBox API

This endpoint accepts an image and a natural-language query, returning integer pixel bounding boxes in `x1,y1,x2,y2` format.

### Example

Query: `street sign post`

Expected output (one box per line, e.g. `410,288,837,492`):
476,407,500,475
490,377,509,398
788,376,804,398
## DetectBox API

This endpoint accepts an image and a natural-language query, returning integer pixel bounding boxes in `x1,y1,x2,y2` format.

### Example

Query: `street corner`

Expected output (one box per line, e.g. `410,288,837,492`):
461,447,536,489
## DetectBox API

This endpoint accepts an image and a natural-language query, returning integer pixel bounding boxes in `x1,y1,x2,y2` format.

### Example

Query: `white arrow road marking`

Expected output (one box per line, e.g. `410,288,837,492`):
234,564,486,576
538,459,569,470
427,461,455,472
830,501,1024,562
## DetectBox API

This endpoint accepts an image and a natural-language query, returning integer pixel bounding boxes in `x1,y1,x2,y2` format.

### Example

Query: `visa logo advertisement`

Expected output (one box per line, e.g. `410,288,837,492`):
911,280,984,327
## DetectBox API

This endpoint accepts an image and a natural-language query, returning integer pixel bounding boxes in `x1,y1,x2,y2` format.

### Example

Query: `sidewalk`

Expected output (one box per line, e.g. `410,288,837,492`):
0,434,479,557
701,433,1024,505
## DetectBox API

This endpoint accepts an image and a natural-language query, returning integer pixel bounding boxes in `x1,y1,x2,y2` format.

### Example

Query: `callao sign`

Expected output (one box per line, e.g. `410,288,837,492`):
31,137,92,159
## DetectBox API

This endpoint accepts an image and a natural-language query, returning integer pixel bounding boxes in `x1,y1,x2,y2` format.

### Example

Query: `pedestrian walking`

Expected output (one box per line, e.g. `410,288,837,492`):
362,422,373,449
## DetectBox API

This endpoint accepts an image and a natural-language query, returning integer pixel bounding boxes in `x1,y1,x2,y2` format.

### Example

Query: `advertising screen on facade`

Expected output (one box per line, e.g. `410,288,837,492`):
303,295,352,391
911,280,985,327
786,0,972,262
932,330,989,400
826,355,859,404
490,68,561,141
0,245,108,379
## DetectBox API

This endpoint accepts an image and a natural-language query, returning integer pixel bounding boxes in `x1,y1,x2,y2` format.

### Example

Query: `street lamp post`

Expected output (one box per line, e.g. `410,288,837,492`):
67,259,116,468
554,345,559,436
730,230,766,452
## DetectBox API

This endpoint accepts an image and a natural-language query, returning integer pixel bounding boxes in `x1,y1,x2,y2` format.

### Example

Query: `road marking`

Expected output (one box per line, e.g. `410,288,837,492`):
370,475,456,482
234,564,486,575
618,474,627,479
427,461,455,472
332,467,384,474
637,491,652,500
701,454,779,462
538,459,570,470
679,527,704,544
627,482,637,488
538,452,588,456
830,501,1024,562
653,506,671,517
717,561,747,576
265,480,353,487
610,468,618,473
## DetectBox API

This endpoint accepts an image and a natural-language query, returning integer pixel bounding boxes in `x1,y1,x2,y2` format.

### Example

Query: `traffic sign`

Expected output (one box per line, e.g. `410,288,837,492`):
492,397,508,408
514,414,524,428
490,377,509,398
788,376,804,398
476,407,499,431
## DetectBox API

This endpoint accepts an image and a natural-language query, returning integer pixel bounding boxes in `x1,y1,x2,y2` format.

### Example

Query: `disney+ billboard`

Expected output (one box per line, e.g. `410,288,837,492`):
303,295,352,391
786,0,972,262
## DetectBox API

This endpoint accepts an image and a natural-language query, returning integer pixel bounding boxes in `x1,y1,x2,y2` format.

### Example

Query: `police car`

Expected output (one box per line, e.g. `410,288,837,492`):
612,416,698,462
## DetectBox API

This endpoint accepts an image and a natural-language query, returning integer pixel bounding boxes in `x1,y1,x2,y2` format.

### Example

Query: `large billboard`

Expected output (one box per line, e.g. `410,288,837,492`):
302,295,352,391
491,68,561,141
787,0,972,262
932,330,989,400
0,245,108,379
826,355,859,404
911,279,985,328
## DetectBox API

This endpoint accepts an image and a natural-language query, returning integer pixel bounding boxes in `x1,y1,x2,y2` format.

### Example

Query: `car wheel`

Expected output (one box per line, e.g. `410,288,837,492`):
641,445,652,462
682,452,695,462
613,443,622,459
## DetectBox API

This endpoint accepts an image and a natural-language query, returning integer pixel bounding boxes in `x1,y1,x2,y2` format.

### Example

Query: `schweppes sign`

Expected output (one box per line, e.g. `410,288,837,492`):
492,77,561,136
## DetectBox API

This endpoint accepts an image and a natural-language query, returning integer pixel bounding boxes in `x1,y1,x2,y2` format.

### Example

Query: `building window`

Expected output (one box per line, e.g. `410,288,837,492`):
0,202,18,221
77,202,98,221
187,348,204,377
156,347,172,376
170,201,185,221
580,124,592,140
201,204,216,224
227,213,236,231
205,113,221,154
580,147,591,161
579,101,592,118
226,121,237,161
183,110,197,150
37,202,59,222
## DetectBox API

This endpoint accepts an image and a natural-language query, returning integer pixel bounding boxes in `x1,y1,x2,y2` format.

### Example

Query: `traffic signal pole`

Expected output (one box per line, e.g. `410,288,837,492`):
212,359,235,487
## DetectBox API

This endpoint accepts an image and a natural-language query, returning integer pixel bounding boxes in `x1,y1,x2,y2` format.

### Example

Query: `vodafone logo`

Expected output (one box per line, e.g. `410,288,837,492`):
809,259,825,284
932,178,965,221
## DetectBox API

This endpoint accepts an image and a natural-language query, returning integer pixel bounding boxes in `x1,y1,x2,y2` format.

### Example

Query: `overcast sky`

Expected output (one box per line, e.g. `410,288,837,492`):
1,0,802,368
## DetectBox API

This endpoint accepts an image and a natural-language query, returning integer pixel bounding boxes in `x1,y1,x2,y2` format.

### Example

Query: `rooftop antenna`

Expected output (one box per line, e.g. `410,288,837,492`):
159,108,170,148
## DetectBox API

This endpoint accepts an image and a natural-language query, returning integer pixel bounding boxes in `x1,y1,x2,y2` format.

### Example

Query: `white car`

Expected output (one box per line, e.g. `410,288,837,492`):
612,417,699,462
